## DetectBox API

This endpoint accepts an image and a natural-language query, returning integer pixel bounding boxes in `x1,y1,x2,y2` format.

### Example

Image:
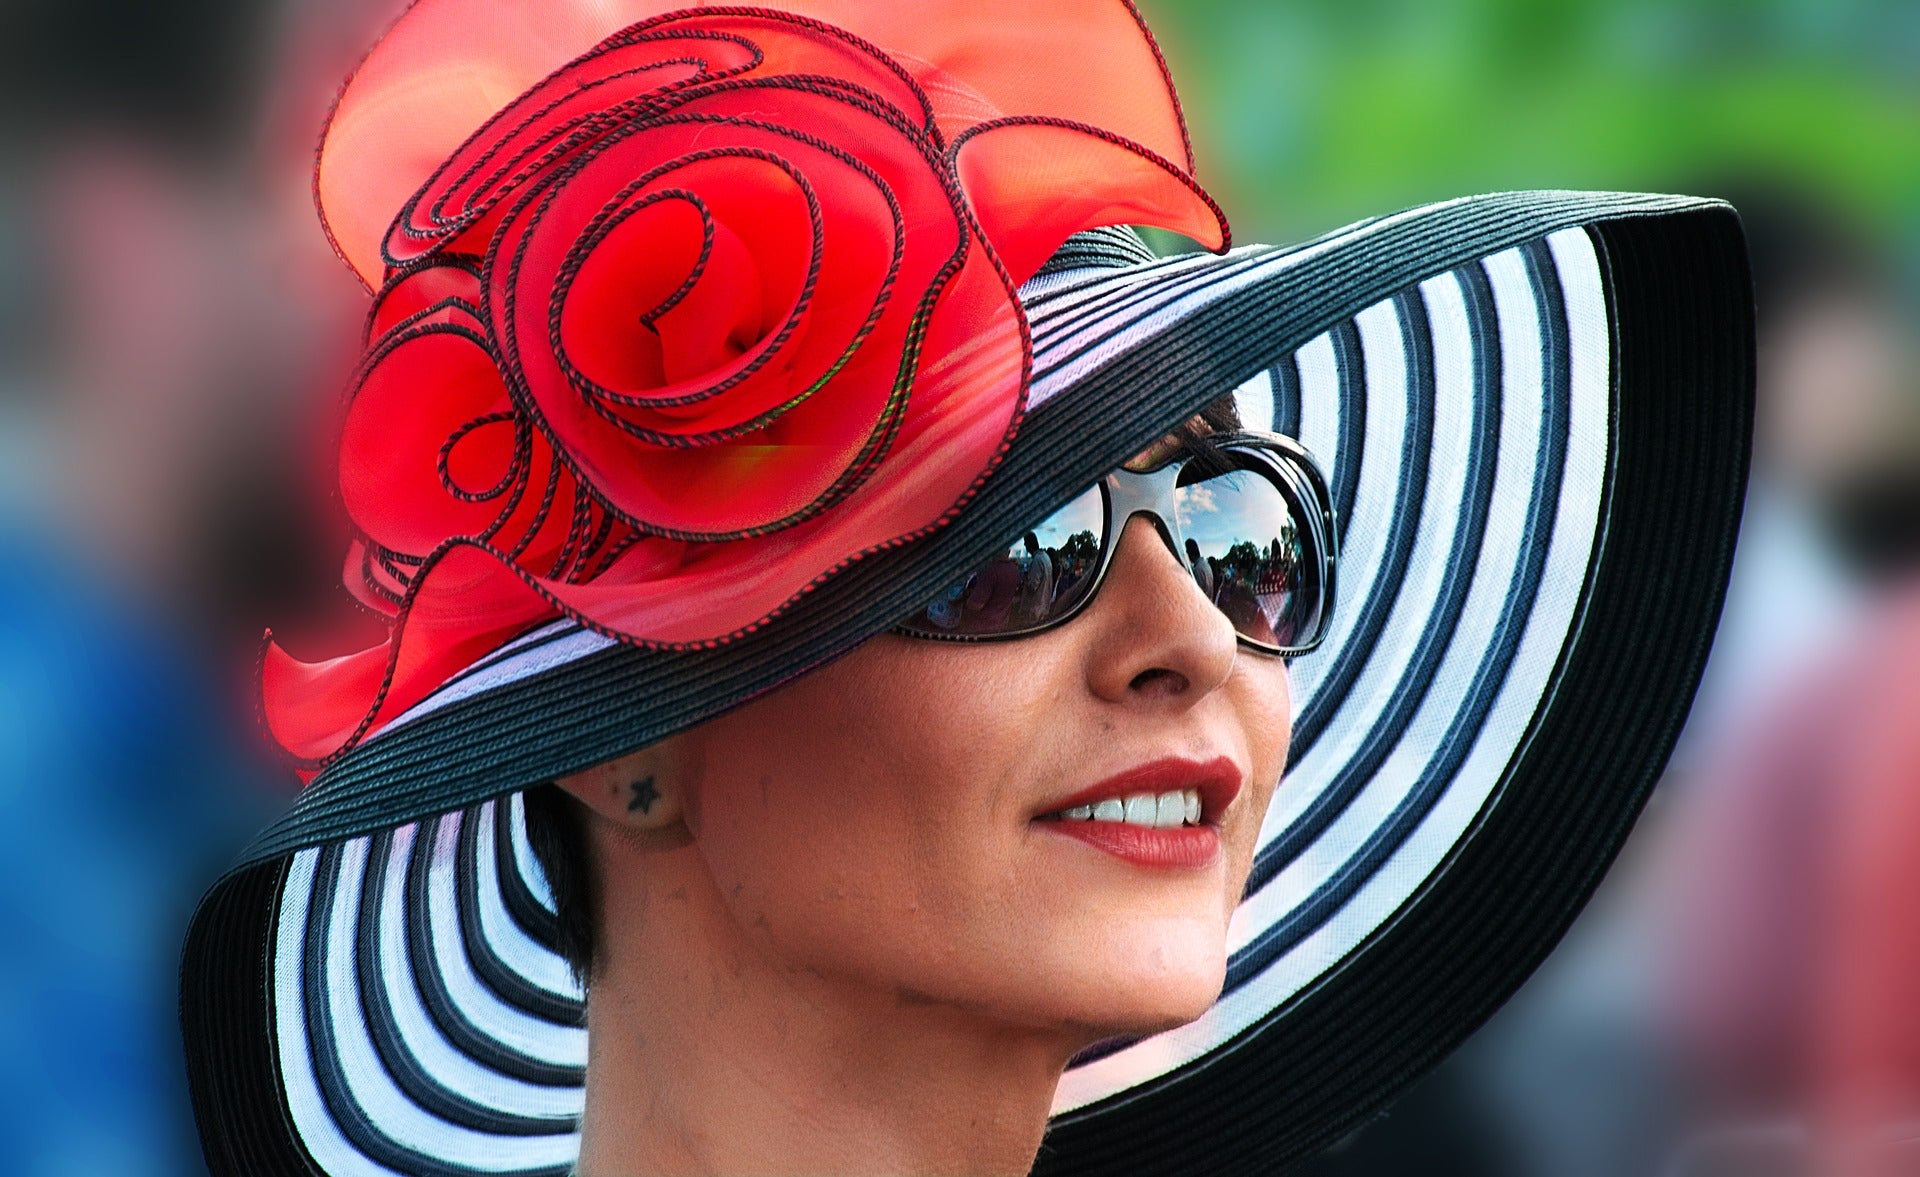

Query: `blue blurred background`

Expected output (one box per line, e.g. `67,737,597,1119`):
0,0,1913,1172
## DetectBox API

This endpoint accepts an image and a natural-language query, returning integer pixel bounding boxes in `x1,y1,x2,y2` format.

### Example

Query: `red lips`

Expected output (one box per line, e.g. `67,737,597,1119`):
1035,756,1243,824
1033,755,1243,870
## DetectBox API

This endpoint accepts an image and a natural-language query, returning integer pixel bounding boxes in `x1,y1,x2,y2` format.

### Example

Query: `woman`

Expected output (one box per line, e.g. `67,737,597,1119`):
527,398,1305,1175
180,1,1754,1173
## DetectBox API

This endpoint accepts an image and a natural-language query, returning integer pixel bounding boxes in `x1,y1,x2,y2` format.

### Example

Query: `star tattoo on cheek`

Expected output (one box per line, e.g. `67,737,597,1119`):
627,775,659,815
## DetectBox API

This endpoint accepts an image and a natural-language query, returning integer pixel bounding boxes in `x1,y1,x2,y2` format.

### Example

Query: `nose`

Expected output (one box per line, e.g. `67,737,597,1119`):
1078,513,1240,704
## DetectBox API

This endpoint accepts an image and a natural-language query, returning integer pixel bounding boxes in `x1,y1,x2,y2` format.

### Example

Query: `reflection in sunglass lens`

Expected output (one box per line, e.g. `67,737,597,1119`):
902,484,1106,636
1174,467,1319,649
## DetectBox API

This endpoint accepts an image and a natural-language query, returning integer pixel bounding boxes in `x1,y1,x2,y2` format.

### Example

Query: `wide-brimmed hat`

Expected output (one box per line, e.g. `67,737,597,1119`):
180,2,1754,1173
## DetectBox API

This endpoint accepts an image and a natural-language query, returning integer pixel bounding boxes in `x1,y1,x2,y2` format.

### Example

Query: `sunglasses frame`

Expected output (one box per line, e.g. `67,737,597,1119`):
894,429,1340,657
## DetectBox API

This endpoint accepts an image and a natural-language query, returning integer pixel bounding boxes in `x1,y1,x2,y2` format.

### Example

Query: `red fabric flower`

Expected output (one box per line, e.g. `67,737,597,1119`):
268,1,1229,768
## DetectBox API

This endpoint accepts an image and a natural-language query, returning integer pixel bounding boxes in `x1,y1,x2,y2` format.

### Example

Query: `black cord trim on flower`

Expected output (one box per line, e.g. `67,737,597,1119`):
481,84,975,544
550,167,826,420
369,293,486,348
633,190,716,331
310,0,433,293
388,38,760,266
1281,291,1432,775
360,543,409,609
344,321,545,568
573,511,624,582
541,484,591,583
622,7,944,143
363,254,484,346
945,114,1231,257
497,444,558,566
583,526,645,581
406,50,739,245
404,814,587,1082
394,7,944,256
533,111,899,423
421,71,927,272
539,128,899,428
355,828,580,1135
387,6,951,269
438,412,524,503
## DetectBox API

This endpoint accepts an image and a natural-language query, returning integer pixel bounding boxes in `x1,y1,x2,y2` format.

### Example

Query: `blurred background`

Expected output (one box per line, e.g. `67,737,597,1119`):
0,0,1911,1173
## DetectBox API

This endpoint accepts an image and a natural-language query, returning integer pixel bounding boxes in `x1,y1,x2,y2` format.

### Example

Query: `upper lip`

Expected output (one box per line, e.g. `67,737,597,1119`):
1034,755,1244,825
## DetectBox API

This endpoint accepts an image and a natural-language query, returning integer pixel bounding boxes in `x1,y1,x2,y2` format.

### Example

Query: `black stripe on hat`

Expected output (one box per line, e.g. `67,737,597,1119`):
355,828,580,1137
455,809,580,1024
1269,352,1302,440
1227,253,1554,986
1283,288,1436,776
405,819,586,1087
495,795,563,947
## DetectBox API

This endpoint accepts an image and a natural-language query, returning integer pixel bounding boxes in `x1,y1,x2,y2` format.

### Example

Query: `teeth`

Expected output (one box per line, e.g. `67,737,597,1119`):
1054,788,1205,828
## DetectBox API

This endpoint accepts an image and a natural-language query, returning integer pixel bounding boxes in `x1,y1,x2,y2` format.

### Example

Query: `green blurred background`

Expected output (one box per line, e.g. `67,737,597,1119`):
1138,0,1918,248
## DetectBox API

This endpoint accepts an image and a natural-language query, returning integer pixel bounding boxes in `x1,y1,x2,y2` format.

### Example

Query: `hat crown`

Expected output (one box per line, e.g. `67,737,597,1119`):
1035,225,1158,278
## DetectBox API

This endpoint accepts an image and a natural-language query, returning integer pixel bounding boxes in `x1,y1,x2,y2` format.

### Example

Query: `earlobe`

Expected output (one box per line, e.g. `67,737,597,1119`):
555,750,684,831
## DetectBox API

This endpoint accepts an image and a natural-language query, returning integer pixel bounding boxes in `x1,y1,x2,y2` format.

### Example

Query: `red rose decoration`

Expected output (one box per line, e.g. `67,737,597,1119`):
269,1,1229,768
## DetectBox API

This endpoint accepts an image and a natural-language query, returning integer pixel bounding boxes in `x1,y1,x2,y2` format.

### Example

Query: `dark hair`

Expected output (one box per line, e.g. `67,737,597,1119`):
522,783,599,984
521,391,1246,986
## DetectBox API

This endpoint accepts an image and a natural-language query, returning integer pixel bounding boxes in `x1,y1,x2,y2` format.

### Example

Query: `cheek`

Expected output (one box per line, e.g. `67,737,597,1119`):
1219,659,1291,894
675,642,1052,977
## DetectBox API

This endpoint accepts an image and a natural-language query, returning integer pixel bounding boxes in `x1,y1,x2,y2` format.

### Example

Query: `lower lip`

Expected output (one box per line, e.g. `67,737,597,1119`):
1036,820,1221,869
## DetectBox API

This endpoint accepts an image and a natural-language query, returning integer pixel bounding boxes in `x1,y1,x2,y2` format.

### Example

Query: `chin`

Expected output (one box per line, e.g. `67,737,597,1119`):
1043,920,1231,1038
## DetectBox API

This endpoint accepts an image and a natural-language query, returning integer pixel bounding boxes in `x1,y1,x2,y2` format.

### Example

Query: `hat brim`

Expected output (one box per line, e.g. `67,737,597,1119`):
183,191,1752,1175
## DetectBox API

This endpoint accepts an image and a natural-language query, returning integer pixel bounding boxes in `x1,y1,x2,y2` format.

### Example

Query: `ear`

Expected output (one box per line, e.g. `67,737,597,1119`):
555,749,683,832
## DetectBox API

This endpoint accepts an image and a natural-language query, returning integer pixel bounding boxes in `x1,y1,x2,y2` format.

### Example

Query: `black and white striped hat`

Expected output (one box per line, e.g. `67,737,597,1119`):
183,190,1752,1175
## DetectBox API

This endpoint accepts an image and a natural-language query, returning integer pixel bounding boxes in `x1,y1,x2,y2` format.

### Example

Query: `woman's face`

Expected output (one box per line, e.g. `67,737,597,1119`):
655,509,1290,1040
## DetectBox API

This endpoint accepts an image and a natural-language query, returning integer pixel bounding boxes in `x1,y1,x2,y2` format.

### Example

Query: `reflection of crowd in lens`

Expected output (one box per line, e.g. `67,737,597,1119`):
917,523,1306,645
1199,527,1301,647
920,530,1099,633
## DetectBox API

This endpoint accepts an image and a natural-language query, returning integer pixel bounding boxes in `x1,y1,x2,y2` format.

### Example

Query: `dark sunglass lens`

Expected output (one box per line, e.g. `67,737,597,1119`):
902,485,1105,636
1174,466,1321,649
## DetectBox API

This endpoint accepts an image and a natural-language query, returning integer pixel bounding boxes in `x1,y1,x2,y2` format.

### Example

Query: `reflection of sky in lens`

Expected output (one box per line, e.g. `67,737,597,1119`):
1177,472,1294,557
1030,485,1103,550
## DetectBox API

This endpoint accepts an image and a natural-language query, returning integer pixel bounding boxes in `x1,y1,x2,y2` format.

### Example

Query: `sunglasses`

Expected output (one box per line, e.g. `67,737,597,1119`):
895,431,1339,657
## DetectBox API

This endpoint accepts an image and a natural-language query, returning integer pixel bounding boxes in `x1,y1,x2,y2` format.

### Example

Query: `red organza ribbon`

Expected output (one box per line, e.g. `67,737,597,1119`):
268,2,1228,769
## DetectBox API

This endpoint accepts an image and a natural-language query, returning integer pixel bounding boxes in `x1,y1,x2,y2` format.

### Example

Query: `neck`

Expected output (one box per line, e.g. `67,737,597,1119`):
573,838,1086,1177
